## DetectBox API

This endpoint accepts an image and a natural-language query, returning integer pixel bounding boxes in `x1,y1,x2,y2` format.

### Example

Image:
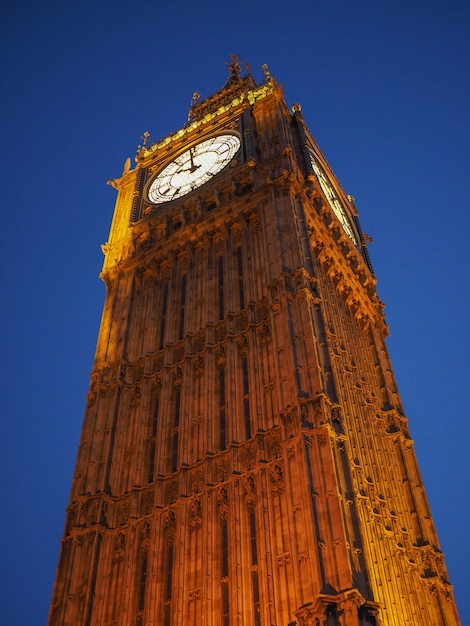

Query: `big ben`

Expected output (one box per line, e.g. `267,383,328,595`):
48,58,461,626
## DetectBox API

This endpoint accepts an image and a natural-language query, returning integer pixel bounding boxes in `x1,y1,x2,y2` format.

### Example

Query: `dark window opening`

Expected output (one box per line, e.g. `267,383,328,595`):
242,357,251,439
236,247,245,309
221,518,229,578
218,256,225,320
159,284,169,350
138,551,148,611
252,571,261,626
178,275,187,340
219,368,227,450
222,582,229,626
249,509,258,566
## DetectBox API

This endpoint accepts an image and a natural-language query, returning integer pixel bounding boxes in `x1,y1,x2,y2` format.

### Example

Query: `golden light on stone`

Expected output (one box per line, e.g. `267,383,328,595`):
48,60,461,626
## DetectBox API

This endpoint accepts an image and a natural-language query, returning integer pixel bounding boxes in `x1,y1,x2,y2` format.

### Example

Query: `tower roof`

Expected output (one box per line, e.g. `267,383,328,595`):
137,58,276,161
188,55,267,123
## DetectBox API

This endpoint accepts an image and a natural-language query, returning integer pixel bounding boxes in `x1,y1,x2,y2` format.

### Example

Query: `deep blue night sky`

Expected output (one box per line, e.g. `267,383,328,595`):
1,1,469,624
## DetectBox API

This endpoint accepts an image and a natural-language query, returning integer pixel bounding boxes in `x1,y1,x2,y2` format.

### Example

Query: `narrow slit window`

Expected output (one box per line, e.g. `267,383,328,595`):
159,284,169,350
138,550,148,611
163,541,175,625
236,246,245,310
218,256,224,320
252,571,261,626
148,440,156,484
222,582,230,626
174,388,181,427
165,543,174,601
221,518,229,578
178,275,187,340
243,400,251,439
219,367,227,450
249,508,258,566
172,388,181,472
171,431,179,473
221,516,230,624
242,357,251,439
148,398,159,483
163,606,171,626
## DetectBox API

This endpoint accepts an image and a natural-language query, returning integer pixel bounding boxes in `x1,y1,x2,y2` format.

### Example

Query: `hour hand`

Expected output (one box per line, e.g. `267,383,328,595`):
178,165,200,173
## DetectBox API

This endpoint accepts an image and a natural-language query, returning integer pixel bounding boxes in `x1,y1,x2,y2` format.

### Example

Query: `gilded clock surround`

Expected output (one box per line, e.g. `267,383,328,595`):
146,133,241,204
48,58,460,626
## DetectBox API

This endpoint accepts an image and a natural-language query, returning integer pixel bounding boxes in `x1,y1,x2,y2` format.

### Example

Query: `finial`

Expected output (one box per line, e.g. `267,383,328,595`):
123,157,131,175
140,131,150,147
188,91,201,122
262,63,271,82
226,54,242,82
291,103,302,114
136,131,151,161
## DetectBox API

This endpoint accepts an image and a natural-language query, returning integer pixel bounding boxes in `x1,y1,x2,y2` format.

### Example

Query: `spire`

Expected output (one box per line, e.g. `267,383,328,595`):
188,56,258,123
223,54,253,88
187,92,201,123
225,54,242,86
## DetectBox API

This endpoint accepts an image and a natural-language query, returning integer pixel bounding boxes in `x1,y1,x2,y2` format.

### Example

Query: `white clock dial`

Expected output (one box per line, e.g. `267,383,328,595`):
147,134,240,203
309,152,358,245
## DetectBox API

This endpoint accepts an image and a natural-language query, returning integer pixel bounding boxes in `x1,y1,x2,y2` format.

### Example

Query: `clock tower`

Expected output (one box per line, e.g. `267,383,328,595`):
48,58,460,626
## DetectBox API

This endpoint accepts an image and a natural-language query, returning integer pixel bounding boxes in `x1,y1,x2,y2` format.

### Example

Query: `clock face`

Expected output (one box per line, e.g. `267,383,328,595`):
147,134,241,203
309,152,358,245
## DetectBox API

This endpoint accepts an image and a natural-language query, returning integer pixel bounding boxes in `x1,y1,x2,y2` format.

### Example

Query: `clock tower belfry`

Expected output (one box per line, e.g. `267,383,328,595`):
48,59,460,626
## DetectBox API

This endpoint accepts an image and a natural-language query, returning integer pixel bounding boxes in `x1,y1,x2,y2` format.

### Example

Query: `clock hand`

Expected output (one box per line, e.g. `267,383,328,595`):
189,148,200,173
177,165,200,173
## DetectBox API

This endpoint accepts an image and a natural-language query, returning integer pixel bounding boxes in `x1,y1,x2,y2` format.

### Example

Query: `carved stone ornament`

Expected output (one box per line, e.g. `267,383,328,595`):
312,395,326,420
215,345,226,365
173,365,183,386
118,501,130,526
166,481,179,504
280,404,295,425
188,587,201,601
190,498,202,531
244,473,257,508
164,509,176,529
113,532,126,562
242,444,256,469
244,473,256,495
276,551,291,566
217,486,229,510
131,385,141,407
217,461,229,483
259,322,271,343
269,435,282,459
271,464,285,495
191,471,204,494
193,354,204,377
142,491,154,515
294,589,380,626
138,521,151,542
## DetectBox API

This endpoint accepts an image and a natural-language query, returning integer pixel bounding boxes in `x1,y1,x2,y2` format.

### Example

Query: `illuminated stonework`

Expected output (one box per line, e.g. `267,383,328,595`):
146,134,241,203
48,59,461,626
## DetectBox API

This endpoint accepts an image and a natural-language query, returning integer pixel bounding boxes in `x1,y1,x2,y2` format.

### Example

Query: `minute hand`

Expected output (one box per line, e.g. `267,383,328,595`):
189,148,200,172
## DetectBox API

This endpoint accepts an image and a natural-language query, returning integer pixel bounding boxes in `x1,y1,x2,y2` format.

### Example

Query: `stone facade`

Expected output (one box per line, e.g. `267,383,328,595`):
48,60,461,626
